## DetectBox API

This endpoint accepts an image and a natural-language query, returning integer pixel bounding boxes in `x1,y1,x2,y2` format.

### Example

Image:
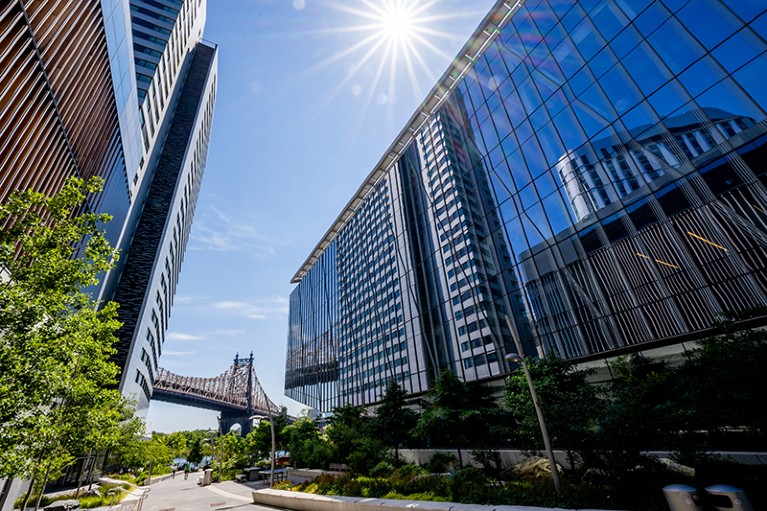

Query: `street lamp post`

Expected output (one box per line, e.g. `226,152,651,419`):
504,317,562,496
250,411,276,488
216,417,223,483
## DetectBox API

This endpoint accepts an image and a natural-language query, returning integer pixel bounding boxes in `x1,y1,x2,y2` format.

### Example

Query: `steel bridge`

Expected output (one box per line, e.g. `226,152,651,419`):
152,352,278,434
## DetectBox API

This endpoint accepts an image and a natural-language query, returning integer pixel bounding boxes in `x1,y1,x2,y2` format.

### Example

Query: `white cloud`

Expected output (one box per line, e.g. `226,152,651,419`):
209,328,246,337
172,295,195,304
212,296,289,320
162,350,198,356
190,204,285,258
166,332,206,342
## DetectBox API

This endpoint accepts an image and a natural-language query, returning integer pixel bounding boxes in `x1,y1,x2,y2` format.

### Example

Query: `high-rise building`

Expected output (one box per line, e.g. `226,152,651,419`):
286,0,767,411
0,0,213,503
104,0,217,413
0,0,217,417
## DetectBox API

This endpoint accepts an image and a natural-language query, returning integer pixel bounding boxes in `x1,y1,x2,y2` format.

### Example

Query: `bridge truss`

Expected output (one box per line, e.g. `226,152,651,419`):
153,352,278,418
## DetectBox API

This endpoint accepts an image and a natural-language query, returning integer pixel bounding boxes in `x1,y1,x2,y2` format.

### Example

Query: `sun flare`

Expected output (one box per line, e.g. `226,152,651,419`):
378,3,417,43
295,0,469,129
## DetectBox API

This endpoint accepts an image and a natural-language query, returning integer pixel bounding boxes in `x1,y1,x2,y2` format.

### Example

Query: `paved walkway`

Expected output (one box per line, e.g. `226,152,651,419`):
138,472,275,511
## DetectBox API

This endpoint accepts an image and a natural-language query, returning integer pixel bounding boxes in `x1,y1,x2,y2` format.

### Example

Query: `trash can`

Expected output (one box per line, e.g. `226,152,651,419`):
663,484,702,511
200,468,213,486
705,484,753,511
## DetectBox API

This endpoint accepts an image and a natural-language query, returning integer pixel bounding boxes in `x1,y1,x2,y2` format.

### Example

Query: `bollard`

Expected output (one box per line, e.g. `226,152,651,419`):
663,484,703,511
705,484,753,511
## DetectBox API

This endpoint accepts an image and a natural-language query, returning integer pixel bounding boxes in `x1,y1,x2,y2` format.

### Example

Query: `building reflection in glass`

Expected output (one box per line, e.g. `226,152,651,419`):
286,0,767,410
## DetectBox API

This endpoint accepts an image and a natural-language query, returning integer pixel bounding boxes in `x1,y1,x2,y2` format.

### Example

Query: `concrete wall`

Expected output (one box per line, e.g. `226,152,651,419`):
397,449,767,468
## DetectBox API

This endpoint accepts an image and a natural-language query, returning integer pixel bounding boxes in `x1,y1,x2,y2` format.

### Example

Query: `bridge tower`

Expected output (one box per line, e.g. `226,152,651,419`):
220,352,257,435
152,352,278,436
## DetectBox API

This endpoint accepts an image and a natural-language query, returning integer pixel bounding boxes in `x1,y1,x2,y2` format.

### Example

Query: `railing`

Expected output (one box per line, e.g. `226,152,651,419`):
107,485,150,511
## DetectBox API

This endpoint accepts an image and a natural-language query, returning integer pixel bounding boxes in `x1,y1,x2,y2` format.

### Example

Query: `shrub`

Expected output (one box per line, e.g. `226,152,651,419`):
369,461,395,478
106,472,138,484
356,477,392,498
381,491,450,502
450,467,492,504
393,463,426,479
274,480,294,490
392,473,451,498
426,451,457,473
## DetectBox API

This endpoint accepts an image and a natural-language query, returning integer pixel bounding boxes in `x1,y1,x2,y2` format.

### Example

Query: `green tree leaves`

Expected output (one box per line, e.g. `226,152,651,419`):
0,177,124,480
415,371,508,456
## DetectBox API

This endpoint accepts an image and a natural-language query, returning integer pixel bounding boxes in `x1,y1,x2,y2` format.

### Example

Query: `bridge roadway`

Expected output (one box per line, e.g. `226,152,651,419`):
151,387,246,415
151,389,275,436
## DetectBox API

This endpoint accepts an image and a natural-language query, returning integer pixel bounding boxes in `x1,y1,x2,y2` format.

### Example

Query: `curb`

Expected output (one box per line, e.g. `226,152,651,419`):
251,488,617,511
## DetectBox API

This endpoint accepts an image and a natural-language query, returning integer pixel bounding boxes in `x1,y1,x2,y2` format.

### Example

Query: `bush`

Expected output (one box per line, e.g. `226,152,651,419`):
393,463,426,479
274,480,294,490
296,473,355,495
426,451,457,473
392,473,450,498
369,461,395,478
357,477,392,498
381,491,450,501
450,467,492,503
106,472,138,484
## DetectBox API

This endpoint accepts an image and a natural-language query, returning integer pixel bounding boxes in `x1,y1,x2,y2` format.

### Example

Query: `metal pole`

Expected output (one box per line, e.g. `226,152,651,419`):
268,409,276,488
217,417,223,483
504,317,562,496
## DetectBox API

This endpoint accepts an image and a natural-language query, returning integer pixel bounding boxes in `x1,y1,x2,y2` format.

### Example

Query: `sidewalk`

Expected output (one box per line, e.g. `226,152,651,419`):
129,472,272,511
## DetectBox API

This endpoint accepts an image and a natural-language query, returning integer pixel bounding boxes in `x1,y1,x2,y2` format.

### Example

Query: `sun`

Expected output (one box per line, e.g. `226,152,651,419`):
378,3,417,44
292,0,467,128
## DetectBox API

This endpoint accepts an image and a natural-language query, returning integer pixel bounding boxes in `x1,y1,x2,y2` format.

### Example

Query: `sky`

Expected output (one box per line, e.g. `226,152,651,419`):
146,0,499,433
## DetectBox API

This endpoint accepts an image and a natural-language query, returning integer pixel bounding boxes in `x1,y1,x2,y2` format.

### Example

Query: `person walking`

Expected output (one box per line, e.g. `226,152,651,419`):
172,464,177,479
183,463,190,480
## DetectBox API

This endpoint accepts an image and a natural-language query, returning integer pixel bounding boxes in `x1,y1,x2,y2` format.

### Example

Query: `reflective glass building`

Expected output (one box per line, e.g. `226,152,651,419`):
0,0,217,415
286,0,767,411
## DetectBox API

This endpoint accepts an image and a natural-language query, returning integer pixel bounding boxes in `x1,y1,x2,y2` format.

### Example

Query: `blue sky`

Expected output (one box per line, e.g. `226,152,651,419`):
147,0,498,433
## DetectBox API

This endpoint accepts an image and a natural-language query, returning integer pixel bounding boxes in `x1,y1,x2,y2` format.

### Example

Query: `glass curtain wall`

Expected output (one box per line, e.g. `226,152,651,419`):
287,0,767,410
457,0,767,358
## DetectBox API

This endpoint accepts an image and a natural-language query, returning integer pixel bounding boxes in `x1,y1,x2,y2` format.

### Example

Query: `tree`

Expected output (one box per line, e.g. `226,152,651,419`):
414,370,507,467
104,412,146,471
505,356,602,470
676,321,767,439
0,177,124,491
220,432,248,476
283,417,333,469
187,436,206,466
164,432,188,459
372,382,418,464
326,404,386,474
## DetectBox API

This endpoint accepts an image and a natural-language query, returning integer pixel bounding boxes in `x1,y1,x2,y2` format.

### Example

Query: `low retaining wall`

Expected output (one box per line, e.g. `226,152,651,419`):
397,449,767,468
251,488,613,511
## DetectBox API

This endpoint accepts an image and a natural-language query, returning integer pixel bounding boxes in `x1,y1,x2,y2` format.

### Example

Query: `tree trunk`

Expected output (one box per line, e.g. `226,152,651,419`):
87,450,102,491
33,465,51,511
74,449,92,498
20,476,35,511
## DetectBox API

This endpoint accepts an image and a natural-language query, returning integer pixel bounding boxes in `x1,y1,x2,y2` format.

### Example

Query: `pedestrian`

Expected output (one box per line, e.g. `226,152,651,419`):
183,463,190,480
172,465,177,479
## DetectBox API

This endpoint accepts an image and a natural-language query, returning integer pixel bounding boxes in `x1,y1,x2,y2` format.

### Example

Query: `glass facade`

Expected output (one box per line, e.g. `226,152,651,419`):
287,0,767,411
111,0,217,412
